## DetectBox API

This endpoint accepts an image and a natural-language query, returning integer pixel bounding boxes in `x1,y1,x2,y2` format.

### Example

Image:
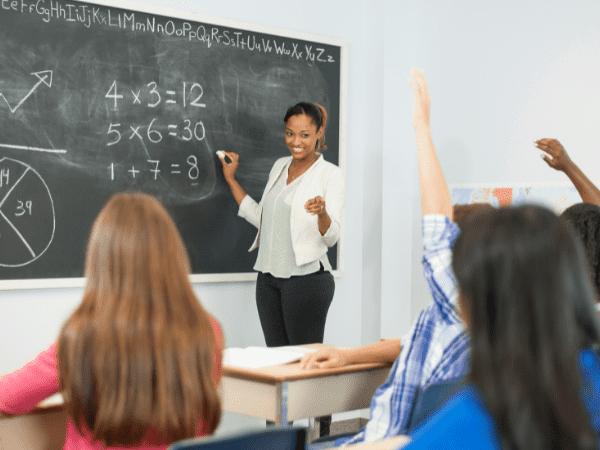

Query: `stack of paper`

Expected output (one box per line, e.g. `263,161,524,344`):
223,346,316,369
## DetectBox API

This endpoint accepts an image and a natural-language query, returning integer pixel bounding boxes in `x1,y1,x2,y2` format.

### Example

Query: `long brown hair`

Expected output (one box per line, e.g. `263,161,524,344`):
58,192,221,446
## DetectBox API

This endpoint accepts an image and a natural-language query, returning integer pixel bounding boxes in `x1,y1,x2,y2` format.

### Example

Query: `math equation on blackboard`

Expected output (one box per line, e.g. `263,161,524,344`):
104,80,209,185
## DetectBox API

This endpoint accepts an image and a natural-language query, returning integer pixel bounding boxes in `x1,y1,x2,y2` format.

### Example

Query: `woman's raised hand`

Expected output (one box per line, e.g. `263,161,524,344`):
408,68,431,130
535,138,573,173
217,151,239,181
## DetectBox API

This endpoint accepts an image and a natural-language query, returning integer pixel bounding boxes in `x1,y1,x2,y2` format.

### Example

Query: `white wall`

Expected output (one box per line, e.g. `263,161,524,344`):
381,0,418,339
405,0,600,317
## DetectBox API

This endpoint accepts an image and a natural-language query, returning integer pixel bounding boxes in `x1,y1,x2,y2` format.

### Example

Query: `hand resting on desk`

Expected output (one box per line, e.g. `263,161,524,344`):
300,348,350,369
300,339,401,370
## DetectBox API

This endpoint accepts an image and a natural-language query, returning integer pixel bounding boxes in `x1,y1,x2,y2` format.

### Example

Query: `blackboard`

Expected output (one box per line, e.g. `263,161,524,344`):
0,0,347,289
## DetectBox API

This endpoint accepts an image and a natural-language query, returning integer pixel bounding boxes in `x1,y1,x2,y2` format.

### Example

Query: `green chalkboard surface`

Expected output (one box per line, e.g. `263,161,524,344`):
0,0,346,288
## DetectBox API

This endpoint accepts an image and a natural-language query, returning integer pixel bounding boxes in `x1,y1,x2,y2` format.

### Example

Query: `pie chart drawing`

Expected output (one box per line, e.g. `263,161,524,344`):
0,157,55,267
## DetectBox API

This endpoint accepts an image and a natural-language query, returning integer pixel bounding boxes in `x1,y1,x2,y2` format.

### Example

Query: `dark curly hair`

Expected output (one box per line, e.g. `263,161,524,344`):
561,202,600,300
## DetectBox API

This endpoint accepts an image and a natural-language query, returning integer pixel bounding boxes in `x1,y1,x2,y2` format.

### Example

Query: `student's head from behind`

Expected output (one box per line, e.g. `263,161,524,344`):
284,102,328,151
83,191,191,295
561,202,600,301
452,203,493,230
58,192,221,447
452,205,600,450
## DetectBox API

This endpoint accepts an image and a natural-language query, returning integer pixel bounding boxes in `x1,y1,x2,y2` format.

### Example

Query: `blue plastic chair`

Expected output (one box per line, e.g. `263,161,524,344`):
406,377,465,434
168,427,307,450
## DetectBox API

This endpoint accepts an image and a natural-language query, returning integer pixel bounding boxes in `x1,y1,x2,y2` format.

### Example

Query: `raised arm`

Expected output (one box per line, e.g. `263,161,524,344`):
535,138,600,207
408,70,452,218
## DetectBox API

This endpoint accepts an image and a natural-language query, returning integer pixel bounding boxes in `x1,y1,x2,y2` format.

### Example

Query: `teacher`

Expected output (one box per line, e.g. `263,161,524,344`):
218,102,345,347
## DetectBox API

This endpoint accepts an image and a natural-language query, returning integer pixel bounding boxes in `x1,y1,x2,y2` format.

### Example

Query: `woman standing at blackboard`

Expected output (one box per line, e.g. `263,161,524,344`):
219,103,345,348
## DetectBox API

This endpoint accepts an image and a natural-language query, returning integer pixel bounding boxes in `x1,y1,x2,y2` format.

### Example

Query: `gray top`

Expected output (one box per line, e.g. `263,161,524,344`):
254,164,331,278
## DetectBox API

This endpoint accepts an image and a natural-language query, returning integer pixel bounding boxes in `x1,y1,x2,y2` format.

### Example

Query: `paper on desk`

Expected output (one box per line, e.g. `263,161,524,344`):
223,346,316,369
38,393,64,407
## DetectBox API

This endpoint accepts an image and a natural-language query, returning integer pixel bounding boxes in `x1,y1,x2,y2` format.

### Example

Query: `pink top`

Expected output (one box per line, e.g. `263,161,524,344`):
0,316,223,450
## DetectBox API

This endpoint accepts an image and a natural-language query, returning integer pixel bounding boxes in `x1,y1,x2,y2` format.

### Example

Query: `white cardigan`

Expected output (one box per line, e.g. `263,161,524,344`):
238,155,345,267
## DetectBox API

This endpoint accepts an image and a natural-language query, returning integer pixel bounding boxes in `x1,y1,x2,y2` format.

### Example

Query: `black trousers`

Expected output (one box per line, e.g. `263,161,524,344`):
257,265,335,435
256,265,335,347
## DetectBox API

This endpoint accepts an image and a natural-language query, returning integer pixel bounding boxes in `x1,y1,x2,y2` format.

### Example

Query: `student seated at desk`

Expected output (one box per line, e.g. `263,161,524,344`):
404,206,600,449
300,200,484,445
0,192,223,450
401,73,600,450
301,69,485,445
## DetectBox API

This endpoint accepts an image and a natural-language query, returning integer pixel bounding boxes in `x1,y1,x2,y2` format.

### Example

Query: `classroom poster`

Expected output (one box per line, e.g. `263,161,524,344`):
451,184,583,214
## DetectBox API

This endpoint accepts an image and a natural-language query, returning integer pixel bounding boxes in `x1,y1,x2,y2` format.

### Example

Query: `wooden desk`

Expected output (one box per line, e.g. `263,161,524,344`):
0,348,393,449
222,357,392,424
0,406,67,450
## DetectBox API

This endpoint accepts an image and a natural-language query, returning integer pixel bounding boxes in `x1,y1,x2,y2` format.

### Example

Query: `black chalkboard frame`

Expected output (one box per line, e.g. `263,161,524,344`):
0,0,347,289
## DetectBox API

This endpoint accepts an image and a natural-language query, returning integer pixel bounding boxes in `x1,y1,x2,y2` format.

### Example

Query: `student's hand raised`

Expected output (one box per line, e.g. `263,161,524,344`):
408,68,431,130
300,348,349,370
535,138,600,207
535,139,573,173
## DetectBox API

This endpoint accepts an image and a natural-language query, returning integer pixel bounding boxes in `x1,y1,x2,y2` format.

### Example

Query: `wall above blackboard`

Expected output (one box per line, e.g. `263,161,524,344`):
0,0,347,289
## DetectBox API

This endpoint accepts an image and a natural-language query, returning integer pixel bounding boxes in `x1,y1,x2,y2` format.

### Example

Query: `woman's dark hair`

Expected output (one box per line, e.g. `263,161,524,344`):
561,202,600,300
452,205,600,450
283,102,328,150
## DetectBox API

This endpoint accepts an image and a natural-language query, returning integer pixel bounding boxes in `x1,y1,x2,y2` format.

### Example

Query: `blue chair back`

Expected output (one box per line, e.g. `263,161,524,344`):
168,427,306,450
407,378,465,434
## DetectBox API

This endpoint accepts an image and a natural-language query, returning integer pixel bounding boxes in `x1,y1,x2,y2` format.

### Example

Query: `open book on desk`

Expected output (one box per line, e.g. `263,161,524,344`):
223,346,317,369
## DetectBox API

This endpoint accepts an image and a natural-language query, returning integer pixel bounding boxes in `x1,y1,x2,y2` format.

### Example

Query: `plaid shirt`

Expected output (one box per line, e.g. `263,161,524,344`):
342,215,470,445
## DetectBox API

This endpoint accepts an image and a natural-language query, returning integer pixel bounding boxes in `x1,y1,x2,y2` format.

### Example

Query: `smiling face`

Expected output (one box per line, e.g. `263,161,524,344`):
285,113,323,162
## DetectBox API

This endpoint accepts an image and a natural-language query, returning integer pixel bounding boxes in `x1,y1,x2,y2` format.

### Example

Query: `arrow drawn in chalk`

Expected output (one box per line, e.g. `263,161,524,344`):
0,70,53,113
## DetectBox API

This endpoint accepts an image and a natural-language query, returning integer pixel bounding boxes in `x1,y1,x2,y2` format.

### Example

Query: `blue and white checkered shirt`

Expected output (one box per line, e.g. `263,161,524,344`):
341,215,470,445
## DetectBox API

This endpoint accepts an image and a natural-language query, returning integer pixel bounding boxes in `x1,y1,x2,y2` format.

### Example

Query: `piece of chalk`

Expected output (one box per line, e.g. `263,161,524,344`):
216,150,224,158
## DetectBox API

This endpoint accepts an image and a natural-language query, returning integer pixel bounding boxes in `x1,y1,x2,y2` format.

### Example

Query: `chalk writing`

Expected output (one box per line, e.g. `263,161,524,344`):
0,70,52,113
0,143,67,153
0,158,55,267
1,1,337,63
107,157,204,185
104,79,209,152
15,199,32,216
105,81,207,110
